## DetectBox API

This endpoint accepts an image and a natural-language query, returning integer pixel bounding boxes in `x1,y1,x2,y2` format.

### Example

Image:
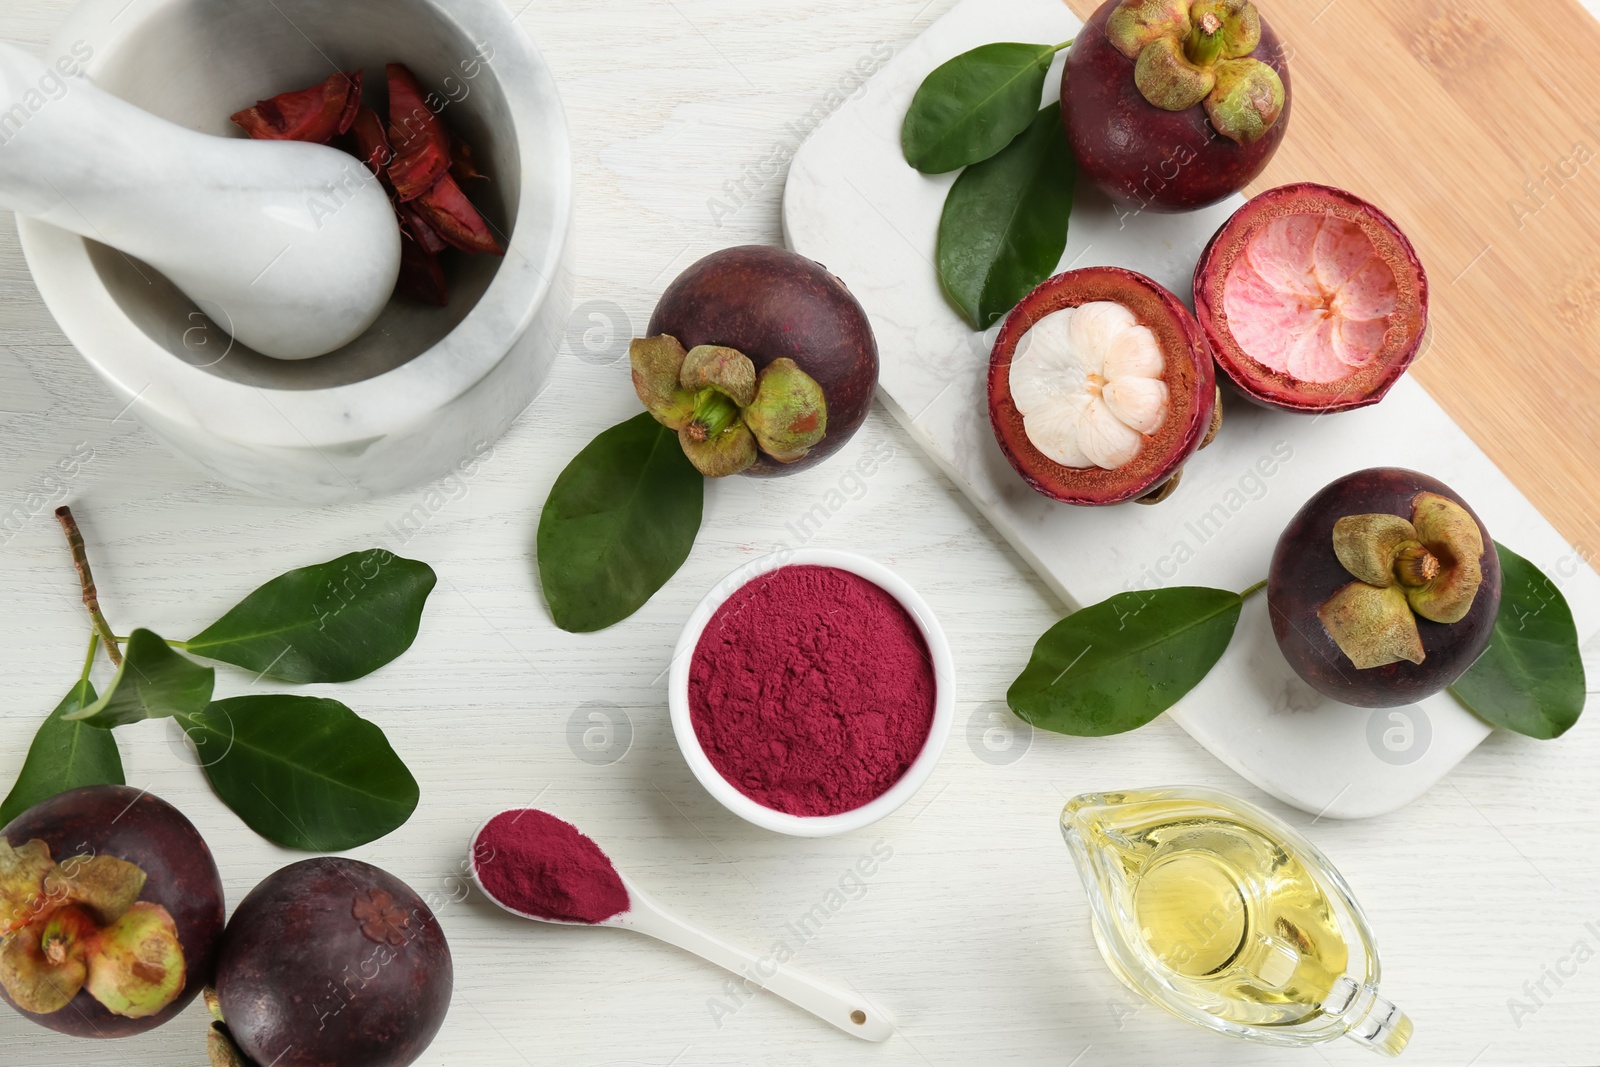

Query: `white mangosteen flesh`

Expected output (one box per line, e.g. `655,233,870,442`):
1223,214,1399,384
1007,301,1170,470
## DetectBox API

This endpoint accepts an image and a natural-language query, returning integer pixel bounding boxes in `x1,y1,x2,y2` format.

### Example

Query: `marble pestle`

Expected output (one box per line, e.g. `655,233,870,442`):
0,42,400,360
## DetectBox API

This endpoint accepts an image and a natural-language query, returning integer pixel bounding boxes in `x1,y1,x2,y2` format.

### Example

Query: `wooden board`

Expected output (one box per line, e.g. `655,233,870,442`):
1065,0,1600,571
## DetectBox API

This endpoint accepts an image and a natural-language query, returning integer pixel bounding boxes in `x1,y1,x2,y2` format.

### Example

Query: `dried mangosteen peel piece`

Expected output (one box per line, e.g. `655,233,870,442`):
230,71,361,145
1108,0,1284,143
630,334,829,477
1320,493,1486,667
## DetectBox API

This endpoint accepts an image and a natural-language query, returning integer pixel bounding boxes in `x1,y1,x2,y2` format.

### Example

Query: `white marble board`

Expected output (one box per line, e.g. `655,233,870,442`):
781,0,1600,819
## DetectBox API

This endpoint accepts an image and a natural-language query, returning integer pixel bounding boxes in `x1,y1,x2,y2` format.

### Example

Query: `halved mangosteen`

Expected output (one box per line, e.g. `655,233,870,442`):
988,267,1218,506
1194,183,1428,413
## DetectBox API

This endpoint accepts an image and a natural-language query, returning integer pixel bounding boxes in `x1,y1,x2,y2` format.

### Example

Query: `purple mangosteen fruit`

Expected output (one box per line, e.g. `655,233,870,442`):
1064,0,1292,212
632,245,879,477
0,785,225,1038
1194,183,1429,413
988,266,1220,506
1269,468,1501,708
208,857,452,1067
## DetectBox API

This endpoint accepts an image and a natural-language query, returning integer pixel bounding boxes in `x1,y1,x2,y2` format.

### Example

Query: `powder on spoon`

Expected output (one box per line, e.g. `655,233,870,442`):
473,809,630,924
688,564,937,817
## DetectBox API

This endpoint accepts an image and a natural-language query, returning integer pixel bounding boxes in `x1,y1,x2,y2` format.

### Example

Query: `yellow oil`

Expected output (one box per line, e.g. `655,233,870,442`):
1082,793,1350,1028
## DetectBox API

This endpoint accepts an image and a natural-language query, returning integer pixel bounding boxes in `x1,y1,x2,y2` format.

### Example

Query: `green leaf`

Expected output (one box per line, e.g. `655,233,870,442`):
177,695,418,851
65,630,214,729
937,102,1076,330
903,42,1061,174
1449,545,1587,739
1009,588,1242,736
537,412,704,633
1,680,124,826
185,551,436,684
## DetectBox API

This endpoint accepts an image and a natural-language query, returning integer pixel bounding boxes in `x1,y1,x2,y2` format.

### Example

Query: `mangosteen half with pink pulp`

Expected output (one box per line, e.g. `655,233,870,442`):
1194,183,1429,413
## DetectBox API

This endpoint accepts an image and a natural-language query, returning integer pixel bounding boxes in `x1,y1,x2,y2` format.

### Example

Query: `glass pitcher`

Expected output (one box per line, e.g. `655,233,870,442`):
1061,786,1411,1056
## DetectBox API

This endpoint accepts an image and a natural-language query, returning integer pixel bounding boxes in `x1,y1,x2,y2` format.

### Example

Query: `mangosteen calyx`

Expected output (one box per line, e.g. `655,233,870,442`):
1108,0,1283,144
0,839,54,935
1318,492,1486,669
630,334,828,477
0,839,185,1019
207,1022,256,1067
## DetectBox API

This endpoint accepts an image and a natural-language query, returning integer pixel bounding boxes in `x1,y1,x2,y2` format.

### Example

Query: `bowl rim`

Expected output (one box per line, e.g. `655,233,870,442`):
18,0,573,449
667,548,955,838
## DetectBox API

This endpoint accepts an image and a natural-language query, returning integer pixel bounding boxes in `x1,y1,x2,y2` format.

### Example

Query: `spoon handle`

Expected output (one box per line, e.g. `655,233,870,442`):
622,887,895,1042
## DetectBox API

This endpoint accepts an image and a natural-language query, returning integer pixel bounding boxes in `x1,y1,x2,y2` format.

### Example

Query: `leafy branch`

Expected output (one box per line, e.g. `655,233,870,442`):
1,508,433,850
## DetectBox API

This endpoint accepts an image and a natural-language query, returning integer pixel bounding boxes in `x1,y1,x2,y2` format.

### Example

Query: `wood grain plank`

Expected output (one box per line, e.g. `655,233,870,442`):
1066,0,1600,566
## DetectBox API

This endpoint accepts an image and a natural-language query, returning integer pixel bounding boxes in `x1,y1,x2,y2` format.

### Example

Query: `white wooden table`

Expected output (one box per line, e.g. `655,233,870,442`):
2,3,1598,1066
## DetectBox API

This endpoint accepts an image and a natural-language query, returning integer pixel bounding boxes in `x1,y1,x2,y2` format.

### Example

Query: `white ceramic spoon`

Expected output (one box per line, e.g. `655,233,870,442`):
468,814,896,1042
0,42,400,360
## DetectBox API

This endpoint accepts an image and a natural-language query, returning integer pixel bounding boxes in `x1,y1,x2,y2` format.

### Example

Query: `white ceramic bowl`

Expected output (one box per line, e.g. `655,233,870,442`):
19,0,573,502
668,549,955,837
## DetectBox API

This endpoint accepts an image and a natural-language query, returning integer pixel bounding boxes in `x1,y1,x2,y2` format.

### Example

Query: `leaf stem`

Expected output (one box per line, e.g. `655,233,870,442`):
78,631,100,685
1053,38,1076,52
1239,579,1268,601
55,507,122,667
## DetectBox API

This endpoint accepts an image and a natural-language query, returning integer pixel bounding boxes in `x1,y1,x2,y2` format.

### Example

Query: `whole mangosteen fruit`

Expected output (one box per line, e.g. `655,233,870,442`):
0,785,225,1038
1064,0,1292,212
1194,183,1429,413
209,857,452,1067
988,266,1220,506
632,245,879,477
1269,468,1501,708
